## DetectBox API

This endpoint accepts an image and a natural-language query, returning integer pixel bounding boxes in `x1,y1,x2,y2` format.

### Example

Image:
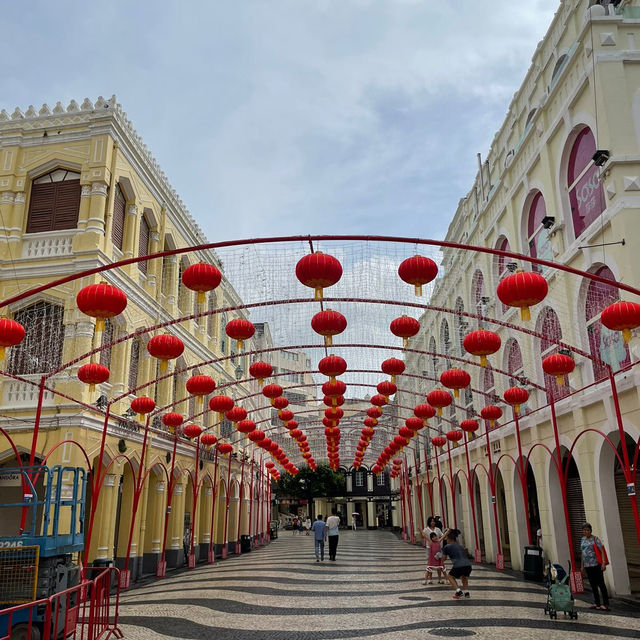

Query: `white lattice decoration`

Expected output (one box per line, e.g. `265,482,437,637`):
3,377,55,407
21,232,74,259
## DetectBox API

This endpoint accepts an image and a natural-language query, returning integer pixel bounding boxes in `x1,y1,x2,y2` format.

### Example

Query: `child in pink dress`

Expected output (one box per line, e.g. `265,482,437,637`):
426,532,445,584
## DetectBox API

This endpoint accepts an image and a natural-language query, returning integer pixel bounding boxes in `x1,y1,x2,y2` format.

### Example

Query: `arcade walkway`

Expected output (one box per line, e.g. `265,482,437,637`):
118,530,640,640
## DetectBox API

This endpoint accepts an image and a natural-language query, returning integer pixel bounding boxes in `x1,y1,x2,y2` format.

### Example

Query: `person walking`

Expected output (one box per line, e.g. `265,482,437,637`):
304,517,312,535
424,531,446,585
421,516,445,585
442,528,472,599
311,514,327,562
326,508,341,561
292,516,298,535
580,522,610,611
351,512,358,531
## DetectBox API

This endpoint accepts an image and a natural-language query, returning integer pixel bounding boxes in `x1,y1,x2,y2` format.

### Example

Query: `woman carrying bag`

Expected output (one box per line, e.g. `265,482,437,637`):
580,522,610,611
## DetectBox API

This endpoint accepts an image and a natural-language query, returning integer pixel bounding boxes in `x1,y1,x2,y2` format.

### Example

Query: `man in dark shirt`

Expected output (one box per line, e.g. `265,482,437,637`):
442,528,472,599
311,514,327,562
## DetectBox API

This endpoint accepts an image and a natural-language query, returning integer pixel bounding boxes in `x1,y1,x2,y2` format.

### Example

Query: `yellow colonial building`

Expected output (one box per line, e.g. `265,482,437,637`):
398,0,640,596
0,95,265,580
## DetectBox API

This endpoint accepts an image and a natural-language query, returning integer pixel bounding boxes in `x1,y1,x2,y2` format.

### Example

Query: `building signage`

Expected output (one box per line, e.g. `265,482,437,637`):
0,471,22,487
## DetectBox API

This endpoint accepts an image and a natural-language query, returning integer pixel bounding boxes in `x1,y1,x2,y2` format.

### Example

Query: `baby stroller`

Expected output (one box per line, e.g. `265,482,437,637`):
544,561,578,620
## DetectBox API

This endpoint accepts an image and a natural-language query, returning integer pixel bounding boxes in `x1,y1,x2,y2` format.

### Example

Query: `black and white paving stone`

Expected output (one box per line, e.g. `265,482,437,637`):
117,530,640,639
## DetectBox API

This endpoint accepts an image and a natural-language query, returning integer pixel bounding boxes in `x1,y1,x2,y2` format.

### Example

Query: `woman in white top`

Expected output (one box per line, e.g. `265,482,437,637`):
420,516,445,585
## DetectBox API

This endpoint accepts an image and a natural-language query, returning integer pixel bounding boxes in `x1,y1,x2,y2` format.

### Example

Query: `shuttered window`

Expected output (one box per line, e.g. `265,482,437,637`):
8,302,64,375
99,319,114,369
111,185,126,250
565,458,586,562
138,216,150,274
26,169,81,233
128,338,140,392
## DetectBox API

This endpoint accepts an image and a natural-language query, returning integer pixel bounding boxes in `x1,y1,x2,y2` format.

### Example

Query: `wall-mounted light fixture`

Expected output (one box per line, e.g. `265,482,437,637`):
592,149,610,166
541,216,556,229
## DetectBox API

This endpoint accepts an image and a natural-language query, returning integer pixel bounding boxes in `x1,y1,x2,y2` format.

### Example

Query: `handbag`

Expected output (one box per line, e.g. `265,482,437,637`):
593,537,609,567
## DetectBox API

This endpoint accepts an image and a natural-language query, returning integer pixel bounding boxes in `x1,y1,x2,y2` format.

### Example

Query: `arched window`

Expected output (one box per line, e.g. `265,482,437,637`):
567,127,605,238
539,307,569,402
551,55,568,84
8,301,64,375
506,338,529,415
128,337,141,392
220,312,228,354
454,298,467,355
440,319,451,366
585,266,630,382
138,215,150,274
495,237,512,313
26,169,81,233
527,192,553,272
472,270,485,329
111,184,126,250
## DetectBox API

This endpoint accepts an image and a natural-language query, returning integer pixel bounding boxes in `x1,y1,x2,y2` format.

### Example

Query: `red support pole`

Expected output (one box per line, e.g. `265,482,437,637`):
609,371,640,545
425,449,434,516
158,434,179,577
463,433,481,559
247,457,255,546
483,421,502,563
83,404,112,567
265,470,271,543
413,449,425,537
207,449,220,563
235,452,246,555
188,437,201,567
512,411,532,545
446,442,457,529
405,460,416,543
434,450,445,525
222,452,233,559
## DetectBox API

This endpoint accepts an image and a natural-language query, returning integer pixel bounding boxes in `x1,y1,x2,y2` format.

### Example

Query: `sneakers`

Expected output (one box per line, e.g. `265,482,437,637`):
316,558,319,562
452,590,464,600
464,592,470,598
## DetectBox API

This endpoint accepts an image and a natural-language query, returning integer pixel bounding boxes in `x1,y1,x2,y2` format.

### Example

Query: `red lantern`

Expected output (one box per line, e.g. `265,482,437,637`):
268,440,279,453
323,395,344,408
405,417,424,432
318,354,347,382
272,396,289,410
398,255,438,296
463,329,501,367
147,334,184,371
542,353,575,386
181,262,222,304
426,389,452,416
361,427,375,439
601,301,640,343
131,396,155,421
217,442,233,455
460,419,479,434
376,381,397,401
381,357,405,383
431,436,447,448
398,426,413,441
290,429,303,440
414,403,436,424
182,424,202,439
78,363,109,392
209,395,234,421
0,318,25,360
278,409,294,426
295,251,343,300
503,386,529,414
446,430,463,446
237,419,256,434
440,368,471,398
497,271,548,321
259,437,272,450
390,315,420,347
311,309,347,346
393,435,407,448
201,433,218,446
324,407,344,421
76,282,127,332
370,394,388,407
162,412,183,433
186,375,216,402
248,430,265,443
481,405,503,427
225,318,255,351
285,419,298,431
322,379,347,397
363,417,377,428
262,384,283,405
225,406,247,424
249,361,273,387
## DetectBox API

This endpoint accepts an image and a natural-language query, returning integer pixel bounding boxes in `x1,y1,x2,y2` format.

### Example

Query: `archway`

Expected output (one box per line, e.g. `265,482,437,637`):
472,471,485,557
114,461,136,570
228,480,240,552
495,466,511,564
453,475,466,547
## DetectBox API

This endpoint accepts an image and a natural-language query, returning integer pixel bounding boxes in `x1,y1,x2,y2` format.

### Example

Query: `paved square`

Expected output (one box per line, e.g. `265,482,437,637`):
117,530,640,639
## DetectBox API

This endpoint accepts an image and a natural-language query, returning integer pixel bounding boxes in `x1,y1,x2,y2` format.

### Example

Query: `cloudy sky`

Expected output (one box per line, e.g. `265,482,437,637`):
1,0,559,242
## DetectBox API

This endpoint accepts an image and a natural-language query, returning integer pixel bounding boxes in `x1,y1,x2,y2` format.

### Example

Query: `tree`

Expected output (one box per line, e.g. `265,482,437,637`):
273,464,346,519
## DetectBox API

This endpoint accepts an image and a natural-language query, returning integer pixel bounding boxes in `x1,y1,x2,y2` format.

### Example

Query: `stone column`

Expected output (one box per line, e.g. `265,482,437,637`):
0,192,16,259
123,203,138,260
91,473,119,561
145,230,161,297
167,482,185,567
87,181,108,236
